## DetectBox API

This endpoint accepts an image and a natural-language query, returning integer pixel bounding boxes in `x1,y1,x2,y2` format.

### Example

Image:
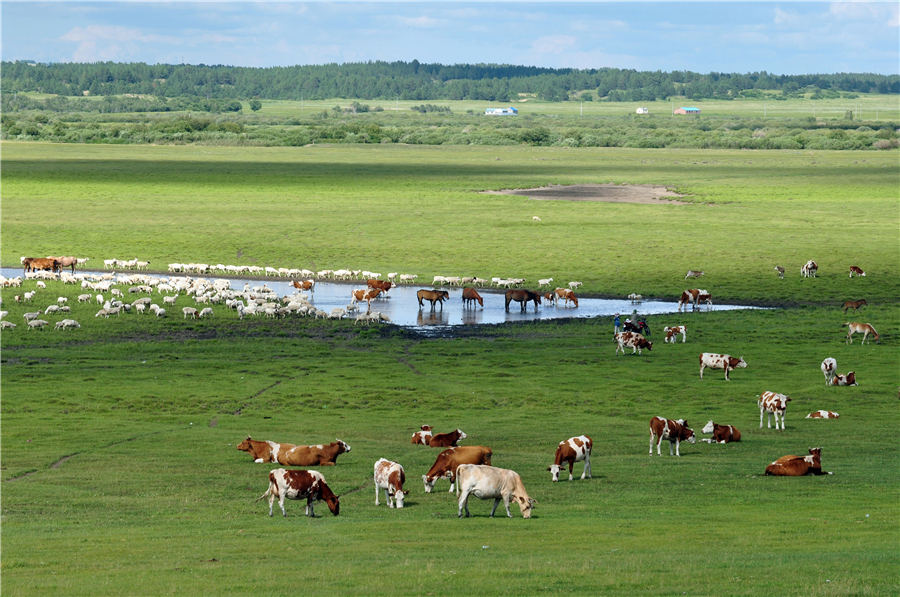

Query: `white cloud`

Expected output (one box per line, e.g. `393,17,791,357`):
399,16,440,28
531,35,577,55
60,25,176,44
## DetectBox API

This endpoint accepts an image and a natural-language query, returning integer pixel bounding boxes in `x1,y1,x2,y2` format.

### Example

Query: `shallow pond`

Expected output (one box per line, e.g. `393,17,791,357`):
4,267,763,330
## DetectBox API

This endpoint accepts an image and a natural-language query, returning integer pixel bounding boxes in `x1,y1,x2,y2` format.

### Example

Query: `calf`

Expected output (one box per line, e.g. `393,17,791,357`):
422,445,492,493
429,428,467,447
801,260,818,278
848,265,865,277
615,331,652,356
765,447,832,476
410,425,433,445
830,371,857,386
806,410,839,419
700,421,741,444
699,352,747,381
256,468,340,517
547,435,592,482
663,326,687,343
456,464,535,519
374,458,406,508
774,265,785,279
758,391,791,431
649,416,695,456
820,357,837,385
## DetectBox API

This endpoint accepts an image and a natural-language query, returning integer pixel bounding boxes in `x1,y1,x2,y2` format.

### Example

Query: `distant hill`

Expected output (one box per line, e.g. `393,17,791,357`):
2,60,898,102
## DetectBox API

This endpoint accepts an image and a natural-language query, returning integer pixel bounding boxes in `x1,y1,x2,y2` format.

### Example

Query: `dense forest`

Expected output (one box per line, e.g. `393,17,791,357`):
3,60,898,102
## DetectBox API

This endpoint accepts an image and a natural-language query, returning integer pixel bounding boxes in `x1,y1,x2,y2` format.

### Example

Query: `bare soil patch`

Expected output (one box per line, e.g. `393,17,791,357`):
482,184,688,205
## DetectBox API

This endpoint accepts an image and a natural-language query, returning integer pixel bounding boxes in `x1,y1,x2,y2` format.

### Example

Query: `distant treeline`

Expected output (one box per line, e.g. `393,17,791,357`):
3,60,898,102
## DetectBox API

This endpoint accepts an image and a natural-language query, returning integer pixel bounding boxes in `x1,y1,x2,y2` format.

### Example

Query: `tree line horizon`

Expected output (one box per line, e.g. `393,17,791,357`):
3,60,898,102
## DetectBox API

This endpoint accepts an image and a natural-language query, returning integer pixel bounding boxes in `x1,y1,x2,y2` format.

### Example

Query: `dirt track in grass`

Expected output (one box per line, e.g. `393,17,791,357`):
482,183,689,204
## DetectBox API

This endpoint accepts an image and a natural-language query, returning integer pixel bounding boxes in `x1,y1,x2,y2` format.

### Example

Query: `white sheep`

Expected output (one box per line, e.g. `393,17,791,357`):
23,311,41,322
198,308,214,318
1,321,16,330
538,278,553,287
532,216,542,222
182,307,198,319
163,295,178,305
44,305,60,315
36,281,47,289
155,308,167,318
78,294,92,303
568,281,582,290
57,296,69,304
27,319,49,330
23,291,36,302
55,319,81,330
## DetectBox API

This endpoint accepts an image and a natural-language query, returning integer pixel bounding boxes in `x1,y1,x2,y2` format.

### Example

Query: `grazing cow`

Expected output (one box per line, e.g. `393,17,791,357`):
765,447,832,476
806,410,839,419
410,425,433,445
292,279,315,291
256,469,340,517
374,458,406,508
844,322,879,344
456,464,535,519
614,332,652,356
547,435,592,482
504,289,541,312
649,416,695,456
554,287,579,307
821,357,837,385
429,428,467,448
699,353,747,381
848,266,865,278
422,445,492,493
685,270,704,279
461,287,484,308
677,288,711,311
801,260,818,278
758,391,791,431
774,265,785,279
841,299,867,312
367,279,394,293
663,325,687,343
237,437,351,466
830,371,857,386
700,421,741,444
417,289,449,310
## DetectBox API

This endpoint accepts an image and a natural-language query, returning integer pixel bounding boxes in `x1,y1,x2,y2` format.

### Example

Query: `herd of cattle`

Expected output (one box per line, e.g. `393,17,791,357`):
3,257,881,516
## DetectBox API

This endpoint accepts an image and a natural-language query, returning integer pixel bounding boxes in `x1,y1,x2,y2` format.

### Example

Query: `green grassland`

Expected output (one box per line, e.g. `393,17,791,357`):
2,141,898,595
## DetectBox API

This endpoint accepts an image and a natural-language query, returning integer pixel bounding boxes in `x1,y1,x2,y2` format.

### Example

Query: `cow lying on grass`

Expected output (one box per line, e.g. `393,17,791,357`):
765,447,832,476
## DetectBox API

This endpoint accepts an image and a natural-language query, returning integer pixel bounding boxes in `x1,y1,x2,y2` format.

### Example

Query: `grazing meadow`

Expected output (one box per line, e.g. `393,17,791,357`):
1,140,898,595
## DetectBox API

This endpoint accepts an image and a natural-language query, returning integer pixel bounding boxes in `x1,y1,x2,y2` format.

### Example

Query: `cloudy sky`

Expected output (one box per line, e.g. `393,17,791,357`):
2,1,898,74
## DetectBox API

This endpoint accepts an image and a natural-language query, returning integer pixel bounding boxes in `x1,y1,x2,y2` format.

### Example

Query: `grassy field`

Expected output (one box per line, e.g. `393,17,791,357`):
2,141,898,595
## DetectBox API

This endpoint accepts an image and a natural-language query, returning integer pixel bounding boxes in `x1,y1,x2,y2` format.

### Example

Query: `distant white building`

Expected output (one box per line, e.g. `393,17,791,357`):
484,107,518,116
636,107,649,115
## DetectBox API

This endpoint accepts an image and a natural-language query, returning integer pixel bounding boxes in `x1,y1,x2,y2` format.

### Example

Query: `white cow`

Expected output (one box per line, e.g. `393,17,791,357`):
456,464,535,519
820,358,837,385
373,458,406,509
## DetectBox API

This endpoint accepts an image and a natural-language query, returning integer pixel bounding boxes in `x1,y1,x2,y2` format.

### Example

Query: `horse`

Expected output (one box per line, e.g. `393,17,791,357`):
417,289,449,310
47,256,78,274
461,287,483,308
21,257,60,274
505,289,541,312
841,299,867,312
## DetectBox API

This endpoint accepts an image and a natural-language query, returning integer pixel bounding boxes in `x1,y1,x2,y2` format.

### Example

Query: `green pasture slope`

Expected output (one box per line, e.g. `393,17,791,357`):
2,141,899,595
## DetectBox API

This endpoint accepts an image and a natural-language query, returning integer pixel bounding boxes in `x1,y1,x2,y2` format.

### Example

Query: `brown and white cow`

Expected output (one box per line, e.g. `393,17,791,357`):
700,421,741,444
844,322,879,345
765,447,832,476
663,325,687,343
292,279,315,291
256,468,341,517
758,391,791,431
806,410,840,419
801,260,818,278
410,425,433,445
821,357,837,385
374,458,406,508
615,331,652,356
649,416,695,456
237,437,351,466
422,445,492,493
554,287,579,308
455,464,535,519
428,428,467,447
351,288,382,307
830,371,857,386
547,435,592,482
699,352,747,381
848,265,865,278
677,288,712,312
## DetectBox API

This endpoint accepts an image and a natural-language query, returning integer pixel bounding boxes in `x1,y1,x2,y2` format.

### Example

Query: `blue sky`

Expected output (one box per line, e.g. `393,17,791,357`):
2,2,898,75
